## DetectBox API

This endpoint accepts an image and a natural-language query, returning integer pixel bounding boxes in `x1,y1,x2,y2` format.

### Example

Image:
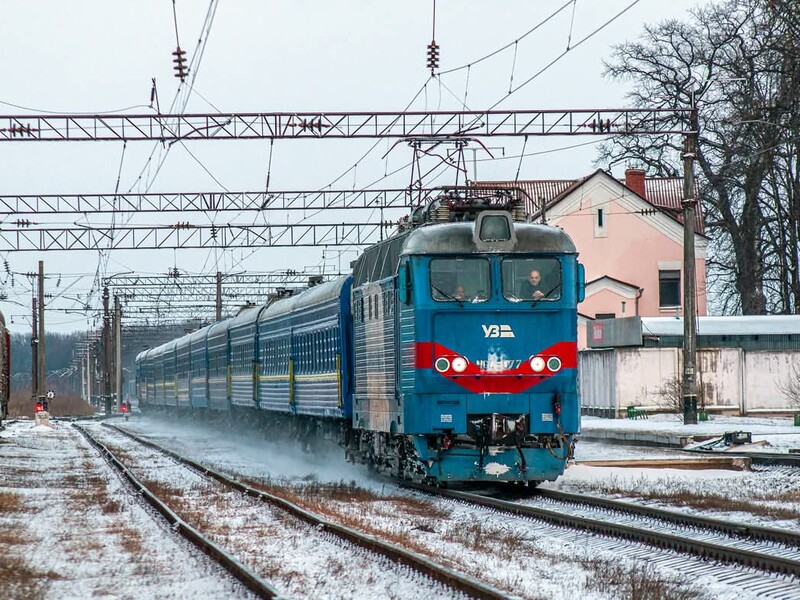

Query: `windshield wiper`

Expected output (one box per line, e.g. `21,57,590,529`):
431,284,464,306
531,283,562,307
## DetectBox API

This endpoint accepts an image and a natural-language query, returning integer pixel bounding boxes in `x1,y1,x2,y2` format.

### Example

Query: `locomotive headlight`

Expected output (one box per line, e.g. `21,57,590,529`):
435,357,451,373
547,356,562,372
529,356,545,372
451,356,468,373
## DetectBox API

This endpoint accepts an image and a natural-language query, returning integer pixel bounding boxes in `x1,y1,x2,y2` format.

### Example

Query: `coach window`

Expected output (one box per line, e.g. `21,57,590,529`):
429,258,490,302
502,257,562,301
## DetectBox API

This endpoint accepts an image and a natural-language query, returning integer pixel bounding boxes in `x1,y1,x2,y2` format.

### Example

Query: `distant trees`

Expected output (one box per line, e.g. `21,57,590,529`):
10,331,84,391
600,0,800,314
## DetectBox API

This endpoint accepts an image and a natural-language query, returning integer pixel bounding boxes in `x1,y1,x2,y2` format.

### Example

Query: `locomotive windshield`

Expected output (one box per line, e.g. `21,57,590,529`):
430,257,490,302
502,257,562,302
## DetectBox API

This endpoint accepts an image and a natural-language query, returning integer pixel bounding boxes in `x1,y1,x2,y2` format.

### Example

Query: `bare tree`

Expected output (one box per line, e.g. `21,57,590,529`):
599,0,800,314
656,375,707,414
777,363,800,409
655,376,685,414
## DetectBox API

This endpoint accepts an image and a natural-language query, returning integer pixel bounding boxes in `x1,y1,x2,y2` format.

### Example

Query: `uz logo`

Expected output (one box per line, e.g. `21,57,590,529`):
482,324,515,338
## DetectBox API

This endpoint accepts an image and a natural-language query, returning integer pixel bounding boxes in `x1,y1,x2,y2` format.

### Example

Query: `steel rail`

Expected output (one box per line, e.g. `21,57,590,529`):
73,424,280,599
535,487,800,548
103,423,511,600
403,483,800,579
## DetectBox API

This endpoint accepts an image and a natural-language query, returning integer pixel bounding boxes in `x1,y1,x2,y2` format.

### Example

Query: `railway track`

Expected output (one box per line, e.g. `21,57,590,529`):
403,483,800,599
534,487,800,547
74,424,280,599
81,422,509,600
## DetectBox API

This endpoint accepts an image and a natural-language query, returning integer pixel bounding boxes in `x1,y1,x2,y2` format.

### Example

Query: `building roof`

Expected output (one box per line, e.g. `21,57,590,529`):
477,170,704,235
586,275,642,291
642,316,800,336
586,315,800,350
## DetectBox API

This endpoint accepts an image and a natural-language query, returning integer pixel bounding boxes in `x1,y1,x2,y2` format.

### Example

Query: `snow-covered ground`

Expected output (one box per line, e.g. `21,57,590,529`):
549,414,800,532
0,419,258,600
2,414,799,599
86,423,462,600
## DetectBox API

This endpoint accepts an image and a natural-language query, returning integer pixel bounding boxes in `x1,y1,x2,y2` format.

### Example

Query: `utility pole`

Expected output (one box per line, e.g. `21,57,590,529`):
81,349,86,402
37,260,45,399
114,295,122,408
86,345,92,407
103,286,111,415
215,271,222,322
31,297,38,401
682,104,699,425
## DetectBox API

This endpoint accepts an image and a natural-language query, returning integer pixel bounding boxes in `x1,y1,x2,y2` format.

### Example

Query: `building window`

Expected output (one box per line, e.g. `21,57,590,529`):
659,270,681,307
595,313,615,320
593,206,607,238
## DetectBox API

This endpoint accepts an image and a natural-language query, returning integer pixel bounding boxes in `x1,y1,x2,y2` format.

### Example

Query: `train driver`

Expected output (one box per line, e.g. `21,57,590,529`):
521,269,546,299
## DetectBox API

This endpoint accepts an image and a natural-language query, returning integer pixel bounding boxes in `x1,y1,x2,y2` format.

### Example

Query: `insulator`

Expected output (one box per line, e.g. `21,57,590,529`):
433,205,450,222
426,40,440,72
172,46,189,81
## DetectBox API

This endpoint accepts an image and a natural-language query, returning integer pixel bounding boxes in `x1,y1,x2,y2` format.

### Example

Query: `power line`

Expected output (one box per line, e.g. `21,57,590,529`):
435,0,574,76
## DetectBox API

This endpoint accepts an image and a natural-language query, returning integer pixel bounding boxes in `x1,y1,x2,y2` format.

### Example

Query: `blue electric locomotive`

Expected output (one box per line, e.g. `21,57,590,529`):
135,190,584,485
348,192,584,483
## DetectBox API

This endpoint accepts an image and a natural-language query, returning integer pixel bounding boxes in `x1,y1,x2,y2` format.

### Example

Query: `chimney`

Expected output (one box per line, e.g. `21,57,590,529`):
625,168,646,198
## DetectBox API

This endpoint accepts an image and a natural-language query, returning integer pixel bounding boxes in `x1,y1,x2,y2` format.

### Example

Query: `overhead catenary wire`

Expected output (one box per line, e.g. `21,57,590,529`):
499,0,642,104
566,0,578,50
435,0,574,76
54,0,632,301
0,99,151,114
10,2,660,328
86,0,220,319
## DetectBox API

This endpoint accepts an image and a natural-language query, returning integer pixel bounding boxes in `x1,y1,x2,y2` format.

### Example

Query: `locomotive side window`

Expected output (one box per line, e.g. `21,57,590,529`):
429,258,490,302
502,257,562,301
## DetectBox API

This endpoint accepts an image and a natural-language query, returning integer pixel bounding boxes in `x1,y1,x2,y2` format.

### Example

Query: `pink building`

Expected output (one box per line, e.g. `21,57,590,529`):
481,169,708,348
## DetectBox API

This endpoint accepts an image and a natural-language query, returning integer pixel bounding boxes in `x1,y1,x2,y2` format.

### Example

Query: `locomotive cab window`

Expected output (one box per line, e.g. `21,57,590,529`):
502,257,562,302
429,257,490,302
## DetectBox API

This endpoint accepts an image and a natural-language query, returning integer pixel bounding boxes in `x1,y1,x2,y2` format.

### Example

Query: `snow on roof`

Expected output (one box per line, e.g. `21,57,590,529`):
641,316,800,337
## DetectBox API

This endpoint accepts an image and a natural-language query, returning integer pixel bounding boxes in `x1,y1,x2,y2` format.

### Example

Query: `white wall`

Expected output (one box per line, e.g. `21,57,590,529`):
744,351,800,413
580,346,798,416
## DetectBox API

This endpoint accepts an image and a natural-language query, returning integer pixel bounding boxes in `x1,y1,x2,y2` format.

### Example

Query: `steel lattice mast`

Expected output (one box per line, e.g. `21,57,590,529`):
0,188,415,215
0,109,694,142
0,221,392,252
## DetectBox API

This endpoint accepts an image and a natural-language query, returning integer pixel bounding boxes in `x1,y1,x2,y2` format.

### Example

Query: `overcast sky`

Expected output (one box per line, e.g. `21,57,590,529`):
0,0,701,334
